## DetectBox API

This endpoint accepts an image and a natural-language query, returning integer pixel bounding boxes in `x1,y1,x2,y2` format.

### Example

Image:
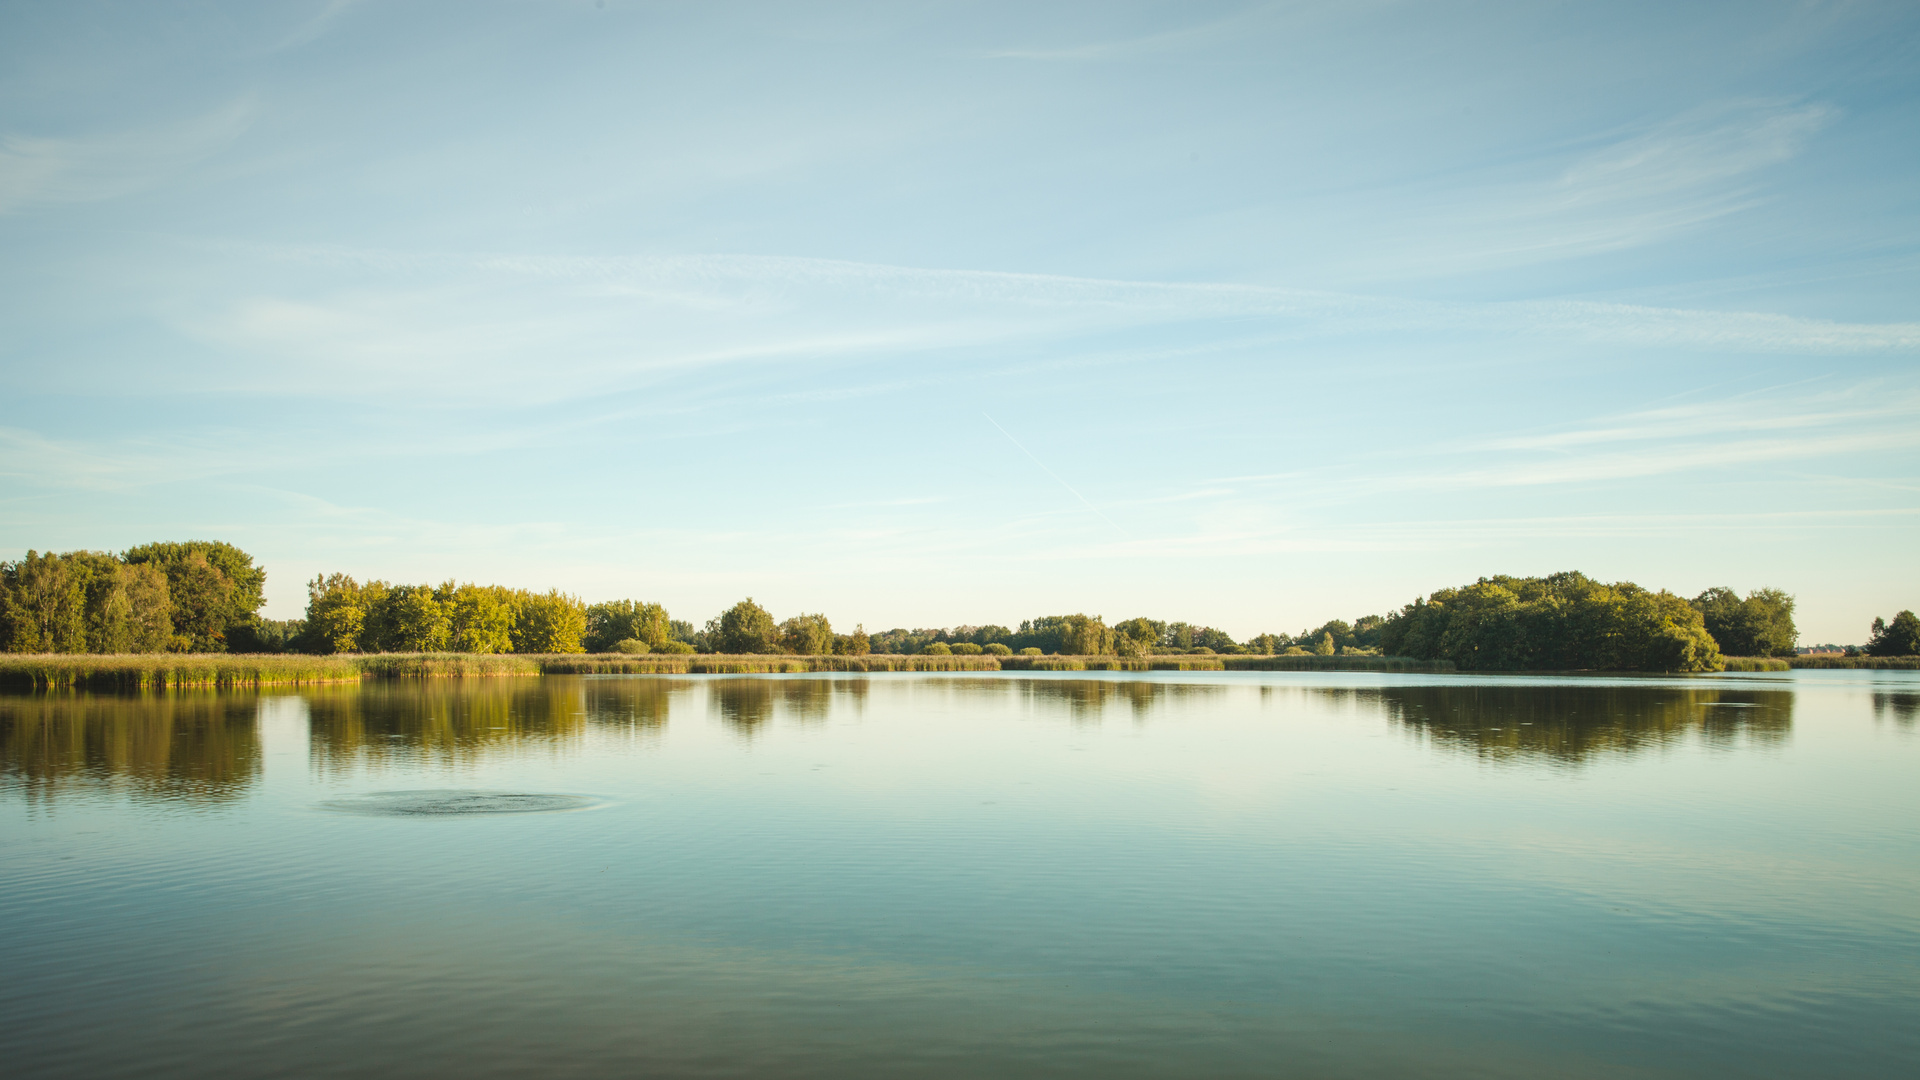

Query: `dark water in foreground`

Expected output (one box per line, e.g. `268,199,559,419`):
3,671,1917,1079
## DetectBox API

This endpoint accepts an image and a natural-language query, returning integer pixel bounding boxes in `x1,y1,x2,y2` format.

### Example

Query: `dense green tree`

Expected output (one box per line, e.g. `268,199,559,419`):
1314,632,1336,656
305,574,370,654
123,540,266,651
1867,611,1920,657
1114,617,1165,655
439,583,514,654
510,590,587,653
708,598,780,654
846,625,871,655
780,613,834,655
372,584,450,652
1380,571,1721,673
0,551,85,652
1692,587,1797,657
584,599,672,653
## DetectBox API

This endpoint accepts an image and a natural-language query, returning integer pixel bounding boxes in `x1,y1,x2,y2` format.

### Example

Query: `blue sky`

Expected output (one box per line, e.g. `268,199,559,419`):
2,0,1916,643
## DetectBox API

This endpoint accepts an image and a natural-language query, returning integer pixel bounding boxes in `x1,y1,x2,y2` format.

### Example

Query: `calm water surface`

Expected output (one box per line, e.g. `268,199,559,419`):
3,671,1917,1078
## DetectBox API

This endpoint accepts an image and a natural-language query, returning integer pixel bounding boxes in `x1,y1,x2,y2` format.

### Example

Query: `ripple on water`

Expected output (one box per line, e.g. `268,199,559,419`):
319,790,601,817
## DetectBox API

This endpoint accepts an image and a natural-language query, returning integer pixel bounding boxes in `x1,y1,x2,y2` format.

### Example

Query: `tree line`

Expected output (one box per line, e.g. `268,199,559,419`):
0,543,267,654
6,543,1909,667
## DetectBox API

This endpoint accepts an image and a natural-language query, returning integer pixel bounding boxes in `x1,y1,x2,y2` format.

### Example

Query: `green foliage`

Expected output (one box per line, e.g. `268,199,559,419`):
1019,647,1042,656
439,583,514,654
846,625,871,655
1114,617,1166,655
780,612,834,655
984,642,1012,656
1314,632,1336,656
1693,587,1797,657
122,540,266,651
2,549,176,655
1380,571,1722,673
655,640,697,654
510,590,588,654
950,641,983,655
708,598,780,654
922,642,952,655
612,638,650,654
304,574,368,654
1011,614,1114,655
584,599,672,653
1247,633,1284,655
1867,610,1920,657
377,584,451,652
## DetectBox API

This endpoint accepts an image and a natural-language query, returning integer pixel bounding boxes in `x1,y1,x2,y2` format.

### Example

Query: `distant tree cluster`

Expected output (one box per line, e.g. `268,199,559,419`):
0,542,266,654
1379,571,1723,673
302,575,591,654
1690,587,1797,657
1866,611,1920,657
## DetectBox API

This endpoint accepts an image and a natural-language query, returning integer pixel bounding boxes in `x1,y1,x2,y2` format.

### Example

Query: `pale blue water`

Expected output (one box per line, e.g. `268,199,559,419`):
3,670,1917,1078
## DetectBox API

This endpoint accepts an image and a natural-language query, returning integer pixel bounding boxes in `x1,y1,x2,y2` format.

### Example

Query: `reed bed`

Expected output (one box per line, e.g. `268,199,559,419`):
0,654,363,690
539,653,1005,675
1720,657,1793,672
1222,655,1460,672
355,654,542,678
1787,655,1920,670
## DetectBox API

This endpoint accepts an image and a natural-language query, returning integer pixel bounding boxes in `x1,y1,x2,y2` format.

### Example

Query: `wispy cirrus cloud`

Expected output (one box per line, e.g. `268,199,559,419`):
0,100,255,214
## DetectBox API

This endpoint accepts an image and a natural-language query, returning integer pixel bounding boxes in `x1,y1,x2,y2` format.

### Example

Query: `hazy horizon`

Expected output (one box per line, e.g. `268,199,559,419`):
3,1,1916,643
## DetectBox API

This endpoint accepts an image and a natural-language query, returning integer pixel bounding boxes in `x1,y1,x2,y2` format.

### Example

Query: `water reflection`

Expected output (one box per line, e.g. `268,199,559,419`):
0,691,264,804
709,677,868,735
0,676,1817,805
1873,692,1919,727
1017,678,1229,721
308,678,695,771
1336,684,1794,762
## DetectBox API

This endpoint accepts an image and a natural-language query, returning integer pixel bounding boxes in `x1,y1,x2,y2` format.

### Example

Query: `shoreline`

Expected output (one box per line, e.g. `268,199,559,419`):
4,652,1910,691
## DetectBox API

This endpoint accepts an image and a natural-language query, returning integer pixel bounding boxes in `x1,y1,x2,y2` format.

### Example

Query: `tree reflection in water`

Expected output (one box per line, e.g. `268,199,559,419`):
709,677,868,735
307,678,701,772
1017,678,1229,722
0,691,264,804
1326,684,1794,763
1873,692,1919,727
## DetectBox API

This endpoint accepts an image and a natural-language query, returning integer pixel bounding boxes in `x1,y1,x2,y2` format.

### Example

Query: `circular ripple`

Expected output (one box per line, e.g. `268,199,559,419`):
320,790,600,817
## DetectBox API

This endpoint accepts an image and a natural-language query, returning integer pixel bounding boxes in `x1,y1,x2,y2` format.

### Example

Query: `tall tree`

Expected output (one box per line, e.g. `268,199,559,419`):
510,590,588,654
584,599,672,652
708,598,780,654
123,541,266,651
780,613,834,655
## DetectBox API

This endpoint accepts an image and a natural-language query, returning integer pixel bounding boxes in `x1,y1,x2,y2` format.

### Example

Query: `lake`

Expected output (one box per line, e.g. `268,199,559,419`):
3,670,1917,1078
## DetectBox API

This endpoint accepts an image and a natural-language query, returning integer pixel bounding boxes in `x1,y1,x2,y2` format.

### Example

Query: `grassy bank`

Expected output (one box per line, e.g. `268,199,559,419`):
1787,655,1920,670
541,654,1004,674
0,654,365,690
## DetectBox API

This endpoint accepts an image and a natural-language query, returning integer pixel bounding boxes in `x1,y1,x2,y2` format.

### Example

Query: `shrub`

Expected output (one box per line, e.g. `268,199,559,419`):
612,638,650,654
656,640,696,654
950,642,983,655
984,643,1012,656
1192,646,1215,655
922,642,952,655
1019,647,1042,656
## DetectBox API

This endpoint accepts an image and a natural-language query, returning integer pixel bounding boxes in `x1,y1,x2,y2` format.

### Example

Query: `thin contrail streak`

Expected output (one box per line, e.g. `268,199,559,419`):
983,412,1130,538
